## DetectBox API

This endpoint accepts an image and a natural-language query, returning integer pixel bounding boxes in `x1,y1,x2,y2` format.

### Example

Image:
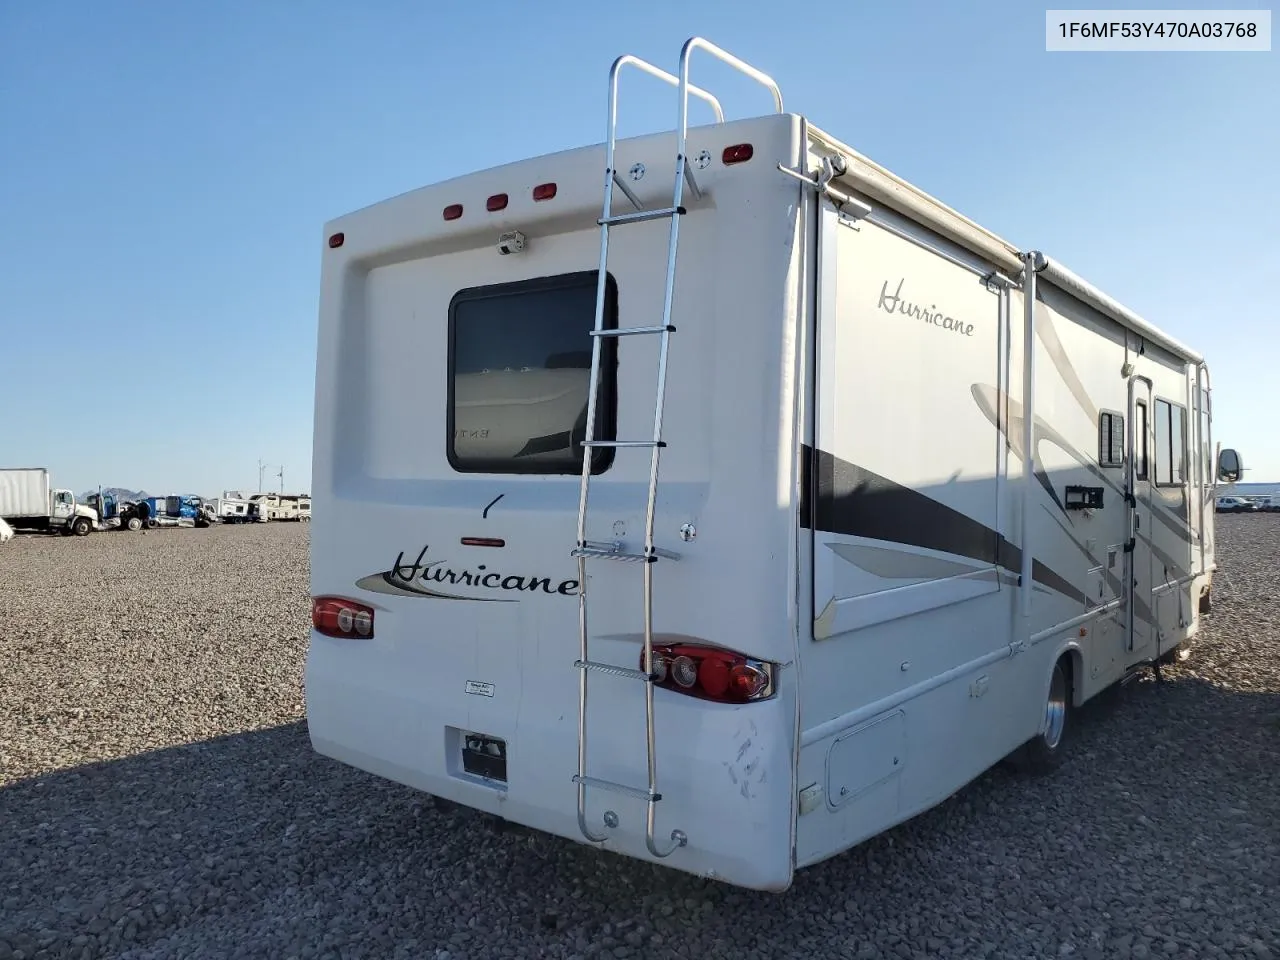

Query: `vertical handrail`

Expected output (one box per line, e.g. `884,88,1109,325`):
1196,361,1212,574
1019,253,1045,619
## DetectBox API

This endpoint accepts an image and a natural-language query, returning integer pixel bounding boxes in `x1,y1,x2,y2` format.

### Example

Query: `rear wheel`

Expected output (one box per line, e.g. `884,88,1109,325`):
1011,657,1071,774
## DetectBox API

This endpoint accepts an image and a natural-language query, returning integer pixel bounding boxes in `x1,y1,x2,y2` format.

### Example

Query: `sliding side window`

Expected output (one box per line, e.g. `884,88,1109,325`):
1098,410,1125,468
448,271,617,475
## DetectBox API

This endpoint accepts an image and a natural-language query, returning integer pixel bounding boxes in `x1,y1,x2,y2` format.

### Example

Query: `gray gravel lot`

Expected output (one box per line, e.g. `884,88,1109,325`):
2,518,1278,960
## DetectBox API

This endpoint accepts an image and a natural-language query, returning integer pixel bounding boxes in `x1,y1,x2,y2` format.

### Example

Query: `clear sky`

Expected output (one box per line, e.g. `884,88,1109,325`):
2,0,1276,496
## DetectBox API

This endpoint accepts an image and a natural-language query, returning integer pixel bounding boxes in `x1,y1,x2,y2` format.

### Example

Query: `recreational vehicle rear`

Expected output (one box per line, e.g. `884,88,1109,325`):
306,38,1243,892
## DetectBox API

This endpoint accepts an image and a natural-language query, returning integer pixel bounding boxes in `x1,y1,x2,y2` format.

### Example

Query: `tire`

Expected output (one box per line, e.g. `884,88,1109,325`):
146,518,159,529
1011,657,1072,774
1198,586,1212,616
126,516,142,532
72,517,92,536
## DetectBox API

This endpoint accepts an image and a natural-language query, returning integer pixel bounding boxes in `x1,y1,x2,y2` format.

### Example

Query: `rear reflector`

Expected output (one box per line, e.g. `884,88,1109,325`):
443,204,463,221
328,232,345,248
722,143,754,165
461,537,506,548
487,193,509,212
532,182,557,201
312,596,375,639
642,642,774,704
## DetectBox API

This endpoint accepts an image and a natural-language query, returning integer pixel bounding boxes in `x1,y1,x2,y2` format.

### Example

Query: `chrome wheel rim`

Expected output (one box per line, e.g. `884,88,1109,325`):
1043,663,1068,749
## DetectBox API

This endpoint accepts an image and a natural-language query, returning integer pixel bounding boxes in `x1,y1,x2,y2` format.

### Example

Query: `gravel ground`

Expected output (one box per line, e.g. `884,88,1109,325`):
2,518,1278,960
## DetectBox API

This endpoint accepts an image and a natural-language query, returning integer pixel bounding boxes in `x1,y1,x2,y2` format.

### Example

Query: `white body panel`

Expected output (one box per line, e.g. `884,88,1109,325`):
0,467,52,519
0,516,13,542
308,52,1217,891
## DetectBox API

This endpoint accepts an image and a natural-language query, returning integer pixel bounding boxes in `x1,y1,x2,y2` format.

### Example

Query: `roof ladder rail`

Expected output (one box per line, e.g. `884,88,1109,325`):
570,38,785,862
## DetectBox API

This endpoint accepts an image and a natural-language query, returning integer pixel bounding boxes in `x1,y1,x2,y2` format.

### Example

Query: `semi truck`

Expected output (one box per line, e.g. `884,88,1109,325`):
0,467,101,536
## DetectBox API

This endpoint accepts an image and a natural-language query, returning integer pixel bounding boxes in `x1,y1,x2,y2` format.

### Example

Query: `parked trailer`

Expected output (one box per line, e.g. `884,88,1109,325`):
0,467,101,536
250,493,311,521
210,495,256,523
305,38,1245,892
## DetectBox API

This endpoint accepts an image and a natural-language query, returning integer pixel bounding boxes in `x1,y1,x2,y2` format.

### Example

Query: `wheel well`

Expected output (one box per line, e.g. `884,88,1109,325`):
1060,648,1082,707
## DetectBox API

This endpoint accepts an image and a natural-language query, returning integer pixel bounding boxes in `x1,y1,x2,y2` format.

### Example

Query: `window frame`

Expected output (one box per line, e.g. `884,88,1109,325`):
445,269,619,477
1097,408,1126,469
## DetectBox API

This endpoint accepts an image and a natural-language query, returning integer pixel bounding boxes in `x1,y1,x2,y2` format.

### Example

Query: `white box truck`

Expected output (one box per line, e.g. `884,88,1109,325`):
0,467,101,536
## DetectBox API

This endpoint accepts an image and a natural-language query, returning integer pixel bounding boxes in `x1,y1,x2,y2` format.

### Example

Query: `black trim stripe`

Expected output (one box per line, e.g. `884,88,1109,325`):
800,444,1087,606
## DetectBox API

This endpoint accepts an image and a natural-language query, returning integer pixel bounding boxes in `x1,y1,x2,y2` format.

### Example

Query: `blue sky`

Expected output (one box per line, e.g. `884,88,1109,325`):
2,0,1276,495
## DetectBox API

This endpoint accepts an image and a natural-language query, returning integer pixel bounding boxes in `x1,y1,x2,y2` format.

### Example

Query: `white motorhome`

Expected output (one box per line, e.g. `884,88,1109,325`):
306,39,1244,892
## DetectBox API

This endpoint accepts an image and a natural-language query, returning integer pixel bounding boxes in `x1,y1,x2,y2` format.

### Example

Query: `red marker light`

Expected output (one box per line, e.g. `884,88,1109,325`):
722,143,754,165
487,193,509,212
328,232,345,248
461,537,506,548
532,182,557,201
443,204,463,221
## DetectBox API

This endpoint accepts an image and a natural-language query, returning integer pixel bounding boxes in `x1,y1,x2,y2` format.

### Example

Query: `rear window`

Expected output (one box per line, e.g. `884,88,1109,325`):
447,270,617,474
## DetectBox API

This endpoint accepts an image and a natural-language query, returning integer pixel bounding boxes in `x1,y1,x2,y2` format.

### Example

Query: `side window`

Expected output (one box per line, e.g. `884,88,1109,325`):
1170,402,1187,485
448,270,617,475
1135,401,1148,481
1153,398,1188,487
1154,399,1171,485
1098,411,1125,468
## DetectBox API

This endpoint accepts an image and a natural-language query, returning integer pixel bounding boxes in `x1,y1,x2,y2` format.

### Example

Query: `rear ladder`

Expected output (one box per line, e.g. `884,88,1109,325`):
570,37,785,858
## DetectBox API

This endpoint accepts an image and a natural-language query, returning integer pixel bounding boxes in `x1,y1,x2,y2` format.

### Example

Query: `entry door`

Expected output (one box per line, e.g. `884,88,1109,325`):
1126,378,1156,660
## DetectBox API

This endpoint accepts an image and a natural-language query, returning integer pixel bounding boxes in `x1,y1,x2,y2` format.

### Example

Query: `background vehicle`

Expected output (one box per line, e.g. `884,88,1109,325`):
0,467,101,536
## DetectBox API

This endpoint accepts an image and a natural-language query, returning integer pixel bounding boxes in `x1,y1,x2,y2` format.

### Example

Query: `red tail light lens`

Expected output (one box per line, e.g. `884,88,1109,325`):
722,143,754,165
642,643,774,704
312,596,375,639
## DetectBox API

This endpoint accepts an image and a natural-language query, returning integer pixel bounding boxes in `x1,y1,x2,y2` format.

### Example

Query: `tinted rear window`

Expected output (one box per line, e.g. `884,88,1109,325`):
448,271,617,474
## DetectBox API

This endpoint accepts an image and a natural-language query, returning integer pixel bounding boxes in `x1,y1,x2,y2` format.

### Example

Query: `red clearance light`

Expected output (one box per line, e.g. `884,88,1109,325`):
461,536,506,547
641,643,774,704
312,596,375,639
722,143,754,165
328,232,345,248
443,204,463,221
532,182,557,201
486,193,509,212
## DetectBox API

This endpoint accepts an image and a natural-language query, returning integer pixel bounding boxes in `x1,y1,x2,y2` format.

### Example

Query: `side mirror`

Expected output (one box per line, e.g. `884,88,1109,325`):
1217,448,1243,484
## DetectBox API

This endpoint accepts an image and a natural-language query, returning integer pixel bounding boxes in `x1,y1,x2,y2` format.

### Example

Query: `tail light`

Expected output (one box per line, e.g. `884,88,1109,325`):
722,143,754,165
312,596,374,639
641,643,774,704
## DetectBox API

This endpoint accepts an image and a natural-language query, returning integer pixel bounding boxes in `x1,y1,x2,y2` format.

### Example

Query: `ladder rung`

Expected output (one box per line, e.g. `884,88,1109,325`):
575,660,652,682
600,206,685,227
571,546,655,563
573,775,661,803
581,440,665,449
590,325,676,338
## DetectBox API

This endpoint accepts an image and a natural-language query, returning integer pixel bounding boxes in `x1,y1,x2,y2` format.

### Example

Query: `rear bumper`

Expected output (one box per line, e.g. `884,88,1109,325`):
305,630,797,891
